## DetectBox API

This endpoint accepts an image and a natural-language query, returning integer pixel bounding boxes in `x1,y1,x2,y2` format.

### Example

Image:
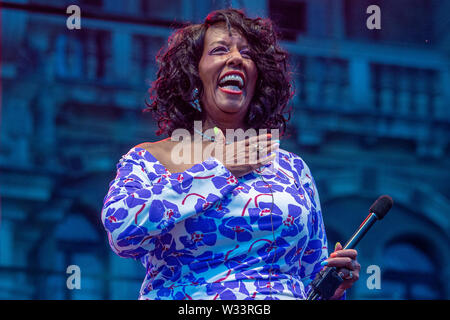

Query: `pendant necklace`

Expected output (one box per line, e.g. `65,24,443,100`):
193,127,232,144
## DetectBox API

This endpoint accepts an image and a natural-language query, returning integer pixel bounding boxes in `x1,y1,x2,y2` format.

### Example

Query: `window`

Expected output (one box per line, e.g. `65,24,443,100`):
55,31,111,81
344,0,434,45
131,35,164,85
141,0,182,21
382,236,443,299
39,212,108,299
295,56,349,109
269,0,307,41
371,64,438,118
79,0,103,8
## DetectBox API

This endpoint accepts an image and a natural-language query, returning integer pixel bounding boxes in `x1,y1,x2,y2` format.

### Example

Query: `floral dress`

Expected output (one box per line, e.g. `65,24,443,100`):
101,146,330,300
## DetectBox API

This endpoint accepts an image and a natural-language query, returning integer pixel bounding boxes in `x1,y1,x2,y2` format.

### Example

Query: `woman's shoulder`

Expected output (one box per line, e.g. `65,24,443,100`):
277,147,306,165
128,139,171,159
119,140,170,169
134,139,170,154
115,142,174,181
277,147,314,178
277,148,320,202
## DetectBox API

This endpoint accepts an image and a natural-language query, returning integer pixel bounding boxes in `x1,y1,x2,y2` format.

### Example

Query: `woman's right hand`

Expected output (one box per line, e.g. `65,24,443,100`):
212,127,280,177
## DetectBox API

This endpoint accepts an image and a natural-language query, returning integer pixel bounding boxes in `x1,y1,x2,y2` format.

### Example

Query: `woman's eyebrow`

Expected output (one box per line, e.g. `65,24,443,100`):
209,40,229,47
209,39,249,49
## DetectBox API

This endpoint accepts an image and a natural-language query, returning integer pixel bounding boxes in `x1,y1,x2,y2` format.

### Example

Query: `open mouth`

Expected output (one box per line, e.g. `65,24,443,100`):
218,71,245,94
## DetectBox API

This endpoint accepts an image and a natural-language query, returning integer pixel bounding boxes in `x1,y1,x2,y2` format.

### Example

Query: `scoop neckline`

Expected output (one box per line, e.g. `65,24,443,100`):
130,144,284,179
131,145,226,177
131,146,184,176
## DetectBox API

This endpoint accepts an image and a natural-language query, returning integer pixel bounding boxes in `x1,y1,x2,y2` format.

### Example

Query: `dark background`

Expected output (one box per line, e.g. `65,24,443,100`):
0,0,448,299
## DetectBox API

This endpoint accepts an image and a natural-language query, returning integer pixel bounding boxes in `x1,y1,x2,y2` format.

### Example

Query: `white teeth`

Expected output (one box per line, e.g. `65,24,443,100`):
219,74,244,88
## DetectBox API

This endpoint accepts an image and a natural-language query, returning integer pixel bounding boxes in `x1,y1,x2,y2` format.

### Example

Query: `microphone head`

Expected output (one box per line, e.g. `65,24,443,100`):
370,195,393,220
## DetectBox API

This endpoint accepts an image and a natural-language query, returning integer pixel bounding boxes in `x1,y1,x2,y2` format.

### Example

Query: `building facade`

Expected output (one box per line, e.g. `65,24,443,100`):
0,0,449,299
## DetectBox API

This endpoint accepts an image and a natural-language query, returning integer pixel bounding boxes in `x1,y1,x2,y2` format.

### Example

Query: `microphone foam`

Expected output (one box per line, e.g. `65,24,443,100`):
369,195,393,220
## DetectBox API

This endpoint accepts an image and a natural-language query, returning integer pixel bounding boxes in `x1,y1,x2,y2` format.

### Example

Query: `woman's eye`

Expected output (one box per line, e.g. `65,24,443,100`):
211,46,228,54
240,50,252,58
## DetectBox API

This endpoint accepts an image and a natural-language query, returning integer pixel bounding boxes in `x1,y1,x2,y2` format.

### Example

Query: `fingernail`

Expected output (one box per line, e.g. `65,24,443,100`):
330,252,337,258
320,260,328,266
268,133,272,138
264,153,276,160
273,143,280,149
214,127,219,135
335,242,341,251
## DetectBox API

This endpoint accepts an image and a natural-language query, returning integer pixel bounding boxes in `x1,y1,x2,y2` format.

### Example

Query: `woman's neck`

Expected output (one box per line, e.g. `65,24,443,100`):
202,116,246,133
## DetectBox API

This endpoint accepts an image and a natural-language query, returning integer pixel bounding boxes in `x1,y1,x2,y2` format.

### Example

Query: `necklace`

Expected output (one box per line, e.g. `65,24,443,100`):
257,170,276,299
195,124,276,299
193,127,232,145
193,127,215,142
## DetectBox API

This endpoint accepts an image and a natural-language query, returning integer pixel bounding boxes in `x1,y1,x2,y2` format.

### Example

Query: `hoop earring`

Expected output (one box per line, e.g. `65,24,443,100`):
190,88,202,112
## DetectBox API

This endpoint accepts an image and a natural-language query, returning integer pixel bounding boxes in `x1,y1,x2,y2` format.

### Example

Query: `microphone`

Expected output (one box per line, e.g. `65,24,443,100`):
306,195,393,300
343,195,393,250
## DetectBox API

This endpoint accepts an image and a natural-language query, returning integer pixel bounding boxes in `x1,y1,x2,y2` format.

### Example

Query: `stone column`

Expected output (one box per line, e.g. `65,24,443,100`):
349,58,372,110
111,31,131,81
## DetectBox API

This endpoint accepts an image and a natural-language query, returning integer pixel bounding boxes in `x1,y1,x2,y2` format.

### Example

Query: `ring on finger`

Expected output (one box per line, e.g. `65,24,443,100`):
345,271,353,280
254,144,259,156
255,144,264,156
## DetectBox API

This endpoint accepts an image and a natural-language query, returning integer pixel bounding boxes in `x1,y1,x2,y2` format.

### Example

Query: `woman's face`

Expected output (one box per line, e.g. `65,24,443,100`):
198,23,258,127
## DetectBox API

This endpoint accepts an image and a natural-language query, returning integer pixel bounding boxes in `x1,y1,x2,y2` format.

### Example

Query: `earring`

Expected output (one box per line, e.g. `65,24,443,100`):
190,88,202,112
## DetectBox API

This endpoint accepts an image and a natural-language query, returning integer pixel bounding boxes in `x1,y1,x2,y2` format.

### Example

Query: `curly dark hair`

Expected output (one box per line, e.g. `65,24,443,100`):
146,8,293,136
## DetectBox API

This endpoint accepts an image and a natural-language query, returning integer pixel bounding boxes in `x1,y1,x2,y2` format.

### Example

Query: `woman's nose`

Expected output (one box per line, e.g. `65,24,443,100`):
226,48,244,67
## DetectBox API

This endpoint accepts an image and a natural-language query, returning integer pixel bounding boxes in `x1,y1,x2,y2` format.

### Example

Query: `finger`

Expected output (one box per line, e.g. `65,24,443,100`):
247,132,273,146
233,137,258,159
214,127,225,144
337,268,352,280
268,141,280,152
255,141,279,160
258,153,276,166
325,257,355,270
241,142,259,165
338,268,360,282
329,249,358,259
337,268,349,279
334,242,343,252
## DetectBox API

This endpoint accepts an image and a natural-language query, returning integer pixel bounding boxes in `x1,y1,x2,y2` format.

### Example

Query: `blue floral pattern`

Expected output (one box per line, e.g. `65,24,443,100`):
101,146,331,300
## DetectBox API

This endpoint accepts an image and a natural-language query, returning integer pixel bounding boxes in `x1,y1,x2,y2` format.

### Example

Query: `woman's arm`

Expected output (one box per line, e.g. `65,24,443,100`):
294,155,356,300
300,190,330,298
101,148,239,259
287,154,331,298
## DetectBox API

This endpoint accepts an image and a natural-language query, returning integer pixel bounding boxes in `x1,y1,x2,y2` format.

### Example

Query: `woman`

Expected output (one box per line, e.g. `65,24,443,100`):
101,9,360,300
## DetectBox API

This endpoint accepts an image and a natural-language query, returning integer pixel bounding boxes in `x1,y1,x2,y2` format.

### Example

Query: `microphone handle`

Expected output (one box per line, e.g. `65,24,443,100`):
343,212,378,249
307,212,379,300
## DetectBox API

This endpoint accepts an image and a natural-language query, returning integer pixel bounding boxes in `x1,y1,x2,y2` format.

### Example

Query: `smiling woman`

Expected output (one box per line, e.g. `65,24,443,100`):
146,9,292,137
198,22,258,128
100,8,361,300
